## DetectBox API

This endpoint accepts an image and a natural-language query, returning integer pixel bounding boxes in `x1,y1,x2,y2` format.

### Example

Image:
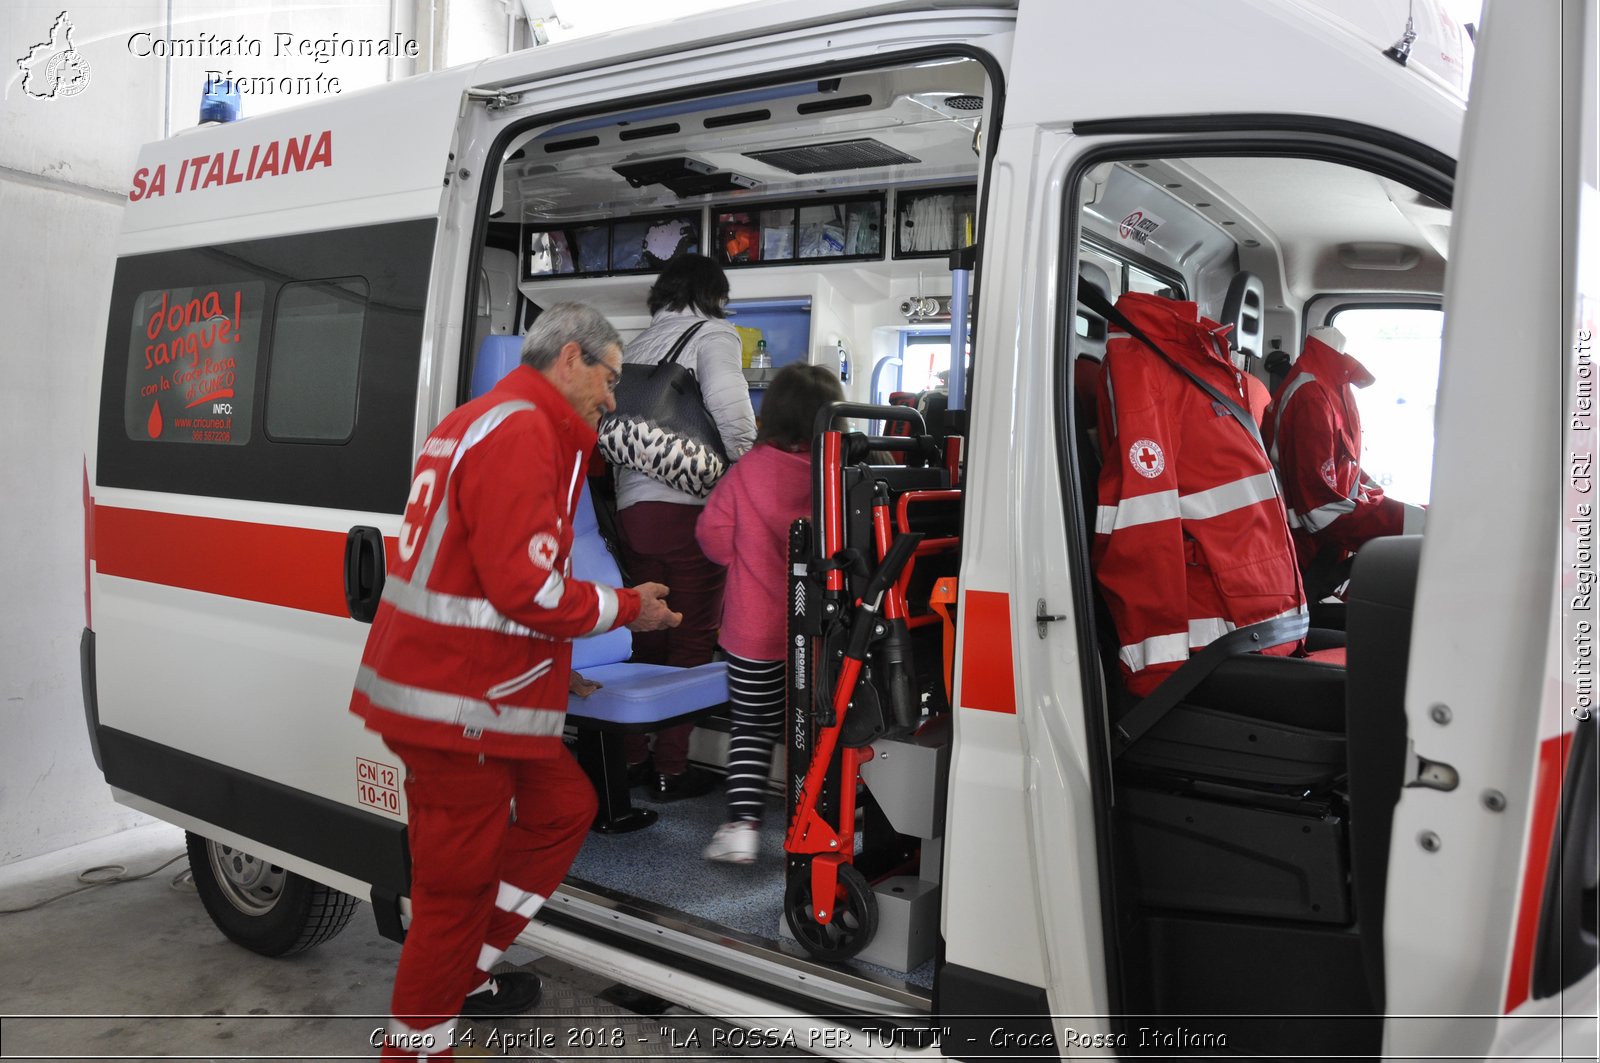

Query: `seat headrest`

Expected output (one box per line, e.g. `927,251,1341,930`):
1220,271,1266,363
1079,260,1114,304
1077,260,1114,352
469,334,524,400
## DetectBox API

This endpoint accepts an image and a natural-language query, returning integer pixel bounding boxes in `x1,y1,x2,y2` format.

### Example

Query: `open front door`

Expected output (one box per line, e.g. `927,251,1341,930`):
968,0,1477,1052
1384,0,1600,1055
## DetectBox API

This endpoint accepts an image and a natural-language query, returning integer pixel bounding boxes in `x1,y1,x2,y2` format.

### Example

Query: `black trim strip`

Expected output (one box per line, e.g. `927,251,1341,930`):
1071,114,1457,188
79,629,104,772
96,725,409,895
934,964,1055,1060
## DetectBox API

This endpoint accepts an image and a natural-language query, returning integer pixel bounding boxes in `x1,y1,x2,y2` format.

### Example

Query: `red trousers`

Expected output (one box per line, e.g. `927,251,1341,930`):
378,740,595,1060
617,501,726,773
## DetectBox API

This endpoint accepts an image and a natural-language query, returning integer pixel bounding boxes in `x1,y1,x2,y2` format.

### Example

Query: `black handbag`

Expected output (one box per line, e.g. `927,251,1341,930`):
597,320,731,498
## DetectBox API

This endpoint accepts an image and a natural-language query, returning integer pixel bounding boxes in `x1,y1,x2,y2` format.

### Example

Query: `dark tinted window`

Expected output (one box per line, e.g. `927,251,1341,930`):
97,219,435,514
265,278,369,443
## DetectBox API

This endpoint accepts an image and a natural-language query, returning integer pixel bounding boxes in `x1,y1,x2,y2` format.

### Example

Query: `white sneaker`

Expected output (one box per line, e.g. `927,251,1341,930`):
704,820,760,865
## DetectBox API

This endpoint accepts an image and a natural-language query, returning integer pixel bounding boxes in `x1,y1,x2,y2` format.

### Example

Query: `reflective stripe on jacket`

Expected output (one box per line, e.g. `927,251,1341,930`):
1092,293,1306,697
351,366,642,757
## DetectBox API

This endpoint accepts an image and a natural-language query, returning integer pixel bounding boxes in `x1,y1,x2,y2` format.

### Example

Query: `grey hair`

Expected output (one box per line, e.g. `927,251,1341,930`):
520,303,622,370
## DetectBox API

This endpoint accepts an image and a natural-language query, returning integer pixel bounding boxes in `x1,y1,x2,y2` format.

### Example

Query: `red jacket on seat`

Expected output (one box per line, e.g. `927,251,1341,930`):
1263,335,1405,569
351,366,642,757
1093,293,1307,697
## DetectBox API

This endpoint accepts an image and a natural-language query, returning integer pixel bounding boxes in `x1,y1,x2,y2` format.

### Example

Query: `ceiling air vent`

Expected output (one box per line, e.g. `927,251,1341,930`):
618,123,680,142
744,139,919,175
796,93,873,115
544,135,600,154
942,94,984,111
703,109,771,129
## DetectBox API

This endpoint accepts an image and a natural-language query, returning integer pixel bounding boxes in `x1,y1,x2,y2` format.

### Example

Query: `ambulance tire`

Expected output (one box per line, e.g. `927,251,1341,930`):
784,861,878,962
185,832,359,957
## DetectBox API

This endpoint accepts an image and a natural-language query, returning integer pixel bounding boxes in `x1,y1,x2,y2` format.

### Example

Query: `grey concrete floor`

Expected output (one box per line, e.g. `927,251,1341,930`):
0,823,809,1061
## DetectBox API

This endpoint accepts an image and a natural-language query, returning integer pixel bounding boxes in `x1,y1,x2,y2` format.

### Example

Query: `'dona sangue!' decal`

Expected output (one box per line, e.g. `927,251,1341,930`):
123,282,265,446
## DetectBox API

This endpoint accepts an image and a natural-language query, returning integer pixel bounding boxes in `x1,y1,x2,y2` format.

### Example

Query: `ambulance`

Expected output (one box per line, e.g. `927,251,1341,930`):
82,0,1597,1058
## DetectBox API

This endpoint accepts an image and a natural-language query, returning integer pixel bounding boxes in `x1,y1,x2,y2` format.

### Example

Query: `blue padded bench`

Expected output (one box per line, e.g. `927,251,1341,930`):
567,482,730,832
468,336,730,832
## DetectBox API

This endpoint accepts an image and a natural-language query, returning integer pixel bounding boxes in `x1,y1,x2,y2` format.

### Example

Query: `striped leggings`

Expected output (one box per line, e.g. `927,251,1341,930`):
723,650,787,824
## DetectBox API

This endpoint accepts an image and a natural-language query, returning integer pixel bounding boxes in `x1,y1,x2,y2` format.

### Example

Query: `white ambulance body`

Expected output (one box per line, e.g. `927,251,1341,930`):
82,0,1597,1058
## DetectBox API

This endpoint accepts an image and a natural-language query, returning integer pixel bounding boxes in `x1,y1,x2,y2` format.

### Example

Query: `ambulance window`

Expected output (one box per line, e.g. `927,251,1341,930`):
264,278,369,443
1325,305,1442,504
1125,264,1175,297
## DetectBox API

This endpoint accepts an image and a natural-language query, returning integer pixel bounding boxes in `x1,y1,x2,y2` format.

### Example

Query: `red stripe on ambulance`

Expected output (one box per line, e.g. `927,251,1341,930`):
1503,730,1575,1012
93,505,394,618
961,590,1017,714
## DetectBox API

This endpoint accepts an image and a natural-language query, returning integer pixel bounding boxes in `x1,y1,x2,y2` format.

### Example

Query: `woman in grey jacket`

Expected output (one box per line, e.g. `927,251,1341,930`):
616,255,756,799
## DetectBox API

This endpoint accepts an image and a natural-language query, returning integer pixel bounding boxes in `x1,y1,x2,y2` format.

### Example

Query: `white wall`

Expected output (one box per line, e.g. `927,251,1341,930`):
0,0,505,865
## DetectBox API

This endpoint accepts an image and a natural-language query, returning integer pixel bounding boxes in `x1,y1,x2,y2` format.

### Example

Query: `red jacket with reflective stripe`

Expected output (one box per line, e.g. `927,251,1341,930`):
1262,336,1405,567
350,366,642,757
1093,293,1306,697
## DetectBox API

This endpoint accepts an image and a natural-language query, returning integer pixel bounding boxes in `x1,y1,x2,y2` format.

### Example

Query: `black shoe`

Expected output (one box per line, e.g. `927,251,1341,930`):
460,971,542,1016
651,766,719,802
625,758,654,788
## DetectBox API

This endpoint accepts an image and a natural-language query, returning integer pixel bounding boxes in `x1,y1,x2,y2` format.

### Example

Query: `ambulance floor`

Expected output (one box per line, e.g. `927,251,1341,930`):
0,822,811,1061
568,785,938,991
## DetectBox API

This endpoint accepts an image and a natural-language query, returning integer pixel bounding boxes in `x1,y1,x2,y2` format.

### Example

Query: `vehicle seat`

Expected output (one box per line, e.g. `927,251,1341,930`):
465,335,730,832
565,481,730,831
469,334,523,400
1344,534,1423,1008
1090,292,1347,792
566,482,728,725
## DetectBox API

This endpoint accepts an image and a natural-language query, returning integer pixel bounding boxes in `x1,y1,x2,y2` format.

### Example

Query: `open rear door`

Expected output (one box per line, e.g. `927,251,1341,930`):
1384,0,1599,1055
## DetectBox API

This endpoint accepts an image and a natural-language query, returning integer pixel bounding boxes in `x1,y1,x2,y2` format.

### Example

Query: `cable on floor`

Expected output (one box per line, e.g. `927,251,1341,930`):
0,851,187,914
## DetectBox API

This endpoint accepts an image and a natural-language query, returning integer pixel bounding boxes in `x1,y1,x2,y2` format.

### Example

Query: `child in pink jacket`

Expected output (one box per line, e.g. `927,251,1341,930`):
696,363,844,864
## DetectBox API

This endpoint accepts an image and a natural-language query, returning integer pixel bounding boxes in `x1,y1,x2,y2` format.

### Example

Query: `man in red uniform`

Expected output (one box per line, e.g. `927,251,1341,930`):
1093,292,1308,697
1262,326,1425,598
351,303,681,1060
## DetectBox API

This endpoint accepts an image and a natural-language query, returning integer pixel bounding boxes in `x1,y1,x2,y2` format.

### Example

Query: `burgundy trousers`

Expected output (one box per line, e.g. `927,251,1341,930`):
616,500,726,774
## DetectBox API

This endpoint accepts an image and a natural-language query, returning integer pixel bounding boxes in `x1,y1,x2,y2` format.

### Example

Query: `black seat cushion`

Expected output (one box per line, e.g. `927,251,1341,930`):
1120,653,1347,790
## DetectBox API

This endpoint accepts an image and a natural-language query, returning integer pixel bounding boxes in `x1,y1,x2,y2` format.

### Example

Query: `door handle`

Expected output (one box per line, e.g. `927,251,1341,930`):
344,526,386,623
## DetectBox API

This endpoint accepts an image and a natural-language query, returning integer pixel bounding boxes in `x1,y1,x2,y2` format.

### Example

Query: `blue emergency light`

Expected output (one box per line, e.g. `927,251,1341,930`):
199,79,241,124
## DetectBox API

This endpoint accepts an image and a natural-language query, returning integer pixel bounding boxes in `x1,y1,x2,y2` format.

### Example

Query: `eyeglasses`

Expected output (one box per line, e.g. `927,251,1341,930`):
581,350,622,394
